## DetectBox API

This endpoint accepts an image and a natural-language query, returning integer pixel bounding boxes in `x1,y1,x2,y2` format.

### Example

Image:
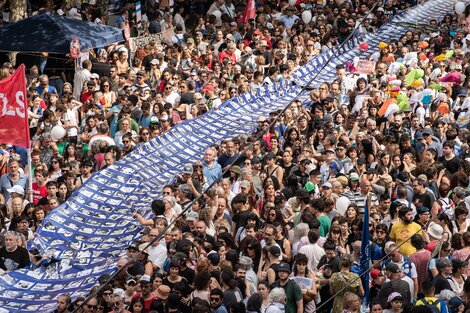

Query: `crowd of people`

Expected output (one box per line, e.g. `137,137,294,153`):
1,0,470,312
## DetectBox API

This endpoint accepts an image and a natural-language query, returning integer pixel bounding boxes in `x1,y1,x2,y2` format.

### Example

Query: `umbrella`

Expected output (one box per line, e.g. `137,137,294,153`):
0,12,124,53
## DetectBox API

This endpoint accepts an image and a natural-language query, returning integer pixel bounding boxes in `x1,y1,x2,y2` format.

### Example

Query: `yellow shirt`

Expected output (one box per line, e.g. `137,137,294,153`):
389,221,423,257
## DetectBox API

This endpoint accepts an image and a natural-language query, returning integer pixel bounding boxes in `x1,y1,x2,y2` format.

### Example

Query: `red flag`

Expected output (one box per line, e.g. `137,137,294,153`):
242,0,256,23
0,64,30,148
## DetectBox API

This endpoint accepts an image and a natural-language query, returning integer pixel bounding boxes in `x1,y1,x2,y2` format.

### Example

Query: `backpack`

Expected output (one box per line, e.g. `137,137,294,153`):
421,298,440,313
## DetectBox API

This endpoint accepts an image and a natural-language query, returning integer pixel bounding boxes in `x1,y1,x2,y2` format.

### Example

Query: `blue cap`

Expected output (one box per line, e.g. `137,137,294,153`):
415,132,423,140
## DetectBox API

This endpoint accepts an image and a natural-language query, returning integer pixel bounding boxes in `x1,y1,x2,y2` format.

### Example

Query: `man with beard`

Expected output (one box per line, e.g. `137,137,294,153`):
390,207,424,257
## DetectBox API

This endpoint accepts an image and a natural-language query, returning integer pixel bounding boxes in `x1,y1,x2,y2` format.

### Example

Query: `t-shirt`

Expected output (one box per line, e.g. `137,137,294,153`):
389,221,424,257
413,191,434,210
0,246,31,271
317,215,331,237
131,293,156,313
32,182,48,205
439,155,462,174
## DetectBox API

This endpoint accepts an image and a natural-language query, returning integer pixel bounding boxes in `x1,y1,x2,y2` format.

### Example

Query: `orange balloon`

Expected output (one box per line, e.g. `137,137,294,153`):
419,41,429,49
419,53,427,61
378,98,397,117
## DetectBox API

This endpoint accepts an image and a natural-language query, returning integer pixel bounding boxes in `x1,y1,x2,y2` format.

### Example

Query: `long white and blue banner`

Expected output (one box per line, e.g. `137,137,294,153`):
0,0,459,310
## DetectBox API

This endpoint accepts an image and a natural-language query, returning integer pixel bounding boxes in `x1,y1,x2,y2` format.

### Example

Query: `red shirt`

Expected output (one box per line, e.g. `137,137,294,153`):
32,183,47,205
131,293,156,313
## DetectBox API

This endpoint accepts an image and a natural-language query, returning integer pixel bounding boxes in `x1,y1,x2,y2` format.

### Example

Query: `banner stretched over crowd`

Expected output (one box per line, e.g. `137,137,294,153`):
0,0,460,311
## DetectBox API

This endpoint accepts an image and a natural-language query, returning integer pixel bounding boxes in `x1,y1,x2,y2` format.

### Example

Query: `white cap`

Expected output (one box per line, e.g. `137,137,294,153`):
7,185,25,195
90,73,100,79
56,9,65,16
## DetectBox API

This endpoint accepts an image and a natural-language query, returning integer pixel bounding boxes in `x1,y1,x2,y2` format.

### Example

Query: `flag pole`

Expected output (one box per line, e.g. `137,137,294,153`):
27,148,33,203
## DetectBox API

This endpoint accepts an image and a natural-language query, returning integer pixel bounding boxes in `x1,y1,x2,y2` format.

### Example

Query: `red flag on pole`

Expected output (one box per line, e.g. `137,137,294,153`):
242,0,256,23
0,64,30,149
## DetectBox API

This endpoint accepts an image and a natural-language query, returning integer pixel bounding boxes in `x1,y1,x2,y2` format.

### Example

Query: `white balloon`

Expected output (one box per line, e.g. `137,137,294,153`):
288,0,296,6
51,126,66,141
211,10,222,19
335,196,351,215
455,2,466,14
301,10,312,23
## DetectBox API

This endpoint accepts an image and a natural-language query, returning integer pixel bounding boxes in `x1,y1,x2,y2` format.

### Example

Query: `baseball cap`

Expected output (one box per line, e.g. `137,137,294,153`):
277,262,291,273
182,163,193,175
305,181,315,192
416,206,430,214
265,151,276,160
127,278,137,285
150,59,159,65
252,157,261,164
322,182,332,189
127,243,139,251
186,211,199,222
140,274,152,283
186,38,195,44
7,185,25,195
202,84,214,92
268,245,281,257
350,172,360,181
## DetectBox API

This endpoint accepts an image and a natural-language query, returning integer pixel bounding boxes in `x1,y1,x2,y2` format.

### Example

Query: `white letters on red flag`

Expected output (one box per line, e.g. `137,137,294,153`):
242,0,256,23
0,64,30,148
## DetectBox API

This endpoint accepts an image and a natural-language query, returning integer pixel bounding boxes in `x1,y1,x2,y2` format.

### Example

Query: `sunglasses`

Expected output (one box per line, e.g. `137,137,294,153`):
87,305,98,309
142,132,150,135
210,297,221,302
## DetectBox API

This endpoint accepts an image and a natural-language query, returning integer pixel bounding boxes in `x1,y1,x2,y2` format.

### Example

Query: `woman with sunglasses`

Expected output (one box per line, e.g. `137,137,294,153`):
48,157,63,182
139,127,151,143
101,78,116,110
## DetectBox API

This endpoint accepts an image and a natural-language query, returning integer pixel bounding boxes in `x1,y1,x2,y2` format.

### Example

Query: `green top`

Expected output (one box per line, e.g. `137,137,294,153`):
317,214,331,237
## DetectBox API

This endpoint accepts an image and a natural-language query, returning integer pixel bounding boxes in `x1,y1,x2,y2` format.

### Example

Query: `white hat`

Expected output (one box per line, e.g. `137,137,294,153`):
7,185,25,195
150,59,159,65
113,288,125,299
56,9,65,16
90,73,100,79
428,222,443,240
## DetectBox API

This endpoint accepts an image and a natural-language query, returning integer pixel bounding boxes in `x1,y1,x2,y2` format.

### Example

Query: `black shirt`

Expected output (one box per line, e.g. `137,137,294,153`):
439,155,462,174
0,246,31,271
433,273,452,294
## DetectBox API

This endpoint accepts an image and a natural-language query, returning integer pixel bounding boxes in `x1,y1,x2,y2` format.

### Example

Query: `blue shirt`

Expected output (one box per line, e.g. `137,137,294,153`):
203,160,222,185
0,172,29,203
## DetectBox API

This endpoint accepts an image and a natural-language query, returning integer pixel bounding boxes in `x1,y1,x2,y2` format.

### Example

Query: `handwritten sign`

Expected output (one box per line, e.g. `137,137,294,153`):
129,28,174,61
355,60,376,75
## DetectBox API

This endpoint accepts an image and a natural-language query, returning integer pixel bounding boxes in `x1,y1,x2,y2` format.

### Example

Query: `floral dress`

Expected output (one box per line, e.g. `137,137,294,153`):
329,271,361,313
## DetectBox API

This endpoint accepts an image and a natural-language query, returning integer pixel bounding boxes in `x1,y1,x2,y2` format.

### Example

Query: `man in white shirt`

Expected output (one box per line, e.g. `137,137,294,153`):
147,228,167,274
299,229,325,270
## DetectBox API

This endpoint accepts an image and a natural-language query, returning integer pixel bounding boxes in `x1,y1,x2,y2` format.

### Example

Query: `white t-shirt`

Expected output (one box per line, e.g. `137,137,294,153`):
64,108,79,137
